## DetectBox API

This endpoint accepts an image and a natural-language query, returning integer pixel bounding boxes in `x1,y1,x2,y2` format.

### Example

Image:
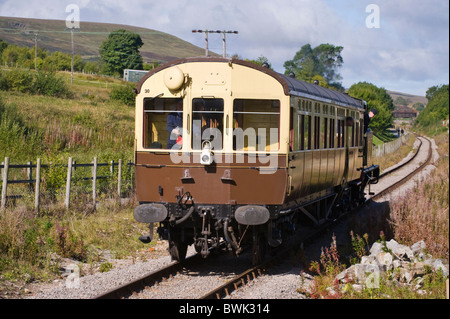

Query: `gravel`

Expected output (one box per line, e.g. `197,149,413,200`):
26,243,193,299
23,136,438,300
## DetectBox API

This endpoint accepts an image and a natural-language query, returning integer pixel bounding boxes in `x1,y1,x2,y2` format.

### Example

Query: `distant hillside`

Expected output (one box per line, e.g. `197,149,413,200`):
0,16,208,63
387,90,428,110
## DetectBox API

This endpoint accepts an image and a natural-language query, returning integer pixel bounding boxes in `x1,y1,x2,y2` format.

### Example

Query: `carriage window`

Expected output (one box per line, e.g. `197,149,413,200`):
192,98,224,150
314,116,320,149
143,98,183,150
329,118,335,148
299,114,311,151
337,119,345,148
233,99,280,151
323,118,328,149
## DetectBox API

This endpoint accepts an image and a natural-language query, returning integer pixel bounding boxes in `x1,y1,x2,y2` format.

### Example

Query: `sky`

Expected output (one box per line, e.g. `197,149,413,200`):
0,0,448,96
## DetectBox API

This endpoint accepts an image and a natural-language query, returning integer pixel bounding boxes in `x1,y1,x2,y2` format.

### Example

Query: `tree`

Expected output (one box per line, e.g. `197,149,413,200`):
0,38,8,57
284,43,344,90
99,29,144,76
394,96,411,106
42,51,84,72
416,84,449,128
247,55,273,69
348,82,394,134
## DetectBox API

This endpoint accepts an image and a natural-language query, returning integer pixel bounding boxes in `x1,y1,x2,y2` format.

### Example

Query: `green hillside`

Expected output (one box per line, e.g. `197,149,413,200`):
0,16,207,63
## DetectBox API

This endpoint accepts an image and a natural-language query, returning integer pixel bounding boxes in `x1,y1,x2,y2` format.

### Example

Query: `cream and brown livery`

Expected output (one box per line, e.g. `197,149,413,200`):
133,57,379,264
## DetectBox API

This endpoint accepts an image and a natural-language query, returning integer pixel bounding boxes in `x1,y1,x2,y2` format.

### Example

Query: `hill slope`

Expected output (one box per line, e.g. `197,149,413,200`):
0,16,207,63
387,90,428,109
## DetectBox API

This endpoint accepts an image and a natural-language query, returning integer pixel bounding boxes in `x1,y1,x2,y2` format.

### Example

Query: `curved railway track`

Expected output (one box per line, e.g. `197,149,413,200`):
93,134,433,300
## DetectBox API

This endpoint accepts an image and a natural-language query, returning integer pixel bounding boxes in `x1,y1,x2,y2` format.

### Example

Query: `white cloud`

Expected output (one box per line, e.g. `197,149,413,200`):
0,0,448,95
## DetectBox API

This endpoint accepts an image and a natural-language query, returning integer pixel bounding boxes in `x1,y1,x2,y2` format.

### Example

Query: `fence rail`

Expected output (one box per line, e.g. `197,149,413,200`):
1,157,134,211
373,133,411,158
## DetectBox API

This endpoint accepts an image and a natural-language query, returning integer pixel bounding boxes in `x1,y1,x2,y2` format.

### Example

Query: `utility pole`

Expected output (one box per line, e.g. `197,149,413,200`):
34,33,38,71
70,28,74,84
65,27,79,84
192,30,238,57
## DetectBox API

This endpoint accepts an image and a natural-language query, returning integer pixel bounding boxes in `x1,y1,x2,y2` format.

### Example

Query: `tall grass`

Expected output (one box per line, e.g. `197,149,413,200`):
1,68,143,289
389,133,449,260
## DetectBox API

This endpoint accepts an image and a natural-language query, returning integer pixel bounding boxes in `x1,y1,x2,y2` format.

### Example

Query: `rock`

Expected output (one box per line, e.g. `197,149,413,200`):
331,238,449,297
431,259,449,277
410,262,427,276
336,265,357,284
411,240,426,255
393,259,403,269
386,239,414,261
369,242,384,256
361,255,376,265
376,252,394,271
396,267,412,283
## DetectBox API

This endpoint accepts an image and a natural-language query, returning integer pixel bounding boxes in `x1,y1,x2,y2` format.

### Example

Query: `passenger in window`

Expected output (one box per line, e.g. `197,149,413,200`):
192,100,206,146
167,100,183,149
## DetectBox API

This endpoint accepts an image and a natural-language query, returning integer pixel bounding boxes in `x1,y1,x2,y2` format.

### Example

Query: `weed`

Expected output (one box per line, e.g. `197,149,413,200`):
99,262,113,273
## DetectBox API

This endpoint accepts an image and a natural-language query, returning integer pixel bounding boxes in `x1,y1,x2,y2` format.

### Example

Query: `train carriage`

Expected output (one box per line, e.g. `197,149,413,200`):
133,57,379,264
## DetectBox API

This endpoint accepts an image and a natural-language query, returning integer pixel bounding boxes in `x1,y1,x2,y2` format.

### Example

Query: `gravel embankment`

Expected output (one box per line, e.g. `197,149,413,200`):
23,136,438,300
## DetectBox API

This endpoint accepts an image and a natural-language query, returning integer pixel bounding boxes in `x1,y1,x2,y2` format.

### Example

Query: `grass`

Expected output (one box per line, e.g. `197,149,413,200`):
0,193,151,286
302,132,449,299
389,133,449,259
0,69,135,162
0,68,150,295
1,69,447,298
0,16,207,64
372,133,416,172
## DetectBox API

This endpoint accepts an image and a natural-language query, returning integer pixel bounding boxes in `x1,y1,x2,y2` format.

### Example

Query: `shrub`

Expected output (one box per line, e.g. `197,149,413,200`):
0,69,73,98
110,83,136,106
31,71,73,98
0,68,33,92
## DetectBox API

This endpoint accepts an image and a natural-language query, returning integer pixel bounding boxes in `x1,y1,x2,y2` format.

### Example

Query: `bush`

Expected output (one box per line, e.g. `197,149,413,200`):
0,69,73,98
110,83,136,106
0,101,44,160
0,68,33,92
31,71,73,98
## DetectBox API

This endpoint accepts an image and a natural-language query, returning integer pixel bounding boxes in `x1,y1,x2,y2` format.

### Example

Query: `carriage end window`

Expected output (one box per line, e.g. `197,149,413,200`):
143,98,183,150
192,98,224,150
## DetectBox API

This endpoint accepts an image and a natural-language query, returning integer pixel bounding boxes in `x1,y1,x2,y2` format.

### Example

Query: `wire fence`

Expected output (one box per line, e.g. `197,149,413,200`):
1,157,134,211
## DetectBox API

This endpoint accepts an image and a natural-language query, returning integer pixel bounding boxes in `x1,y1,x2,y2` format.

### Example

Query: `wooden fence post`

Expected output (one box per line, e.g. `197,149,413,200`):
65,157,73,209
27,161,33,192
117,159,122,198
35,158,41,212
92,157,97,208
1,157,9,211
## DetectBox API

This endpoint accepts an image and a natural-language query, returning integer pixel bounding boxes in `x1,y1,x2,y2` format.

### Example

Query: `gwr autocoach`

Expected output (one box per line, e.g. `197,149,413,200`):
132,57,379,264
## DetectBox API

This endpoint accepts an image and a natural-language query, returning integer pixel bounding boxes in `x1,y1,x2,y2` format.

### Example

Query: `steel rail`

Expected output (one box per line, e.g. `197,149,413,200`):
93,253,203,299
93,134,432,300
201,134,434,299
370,135,432,201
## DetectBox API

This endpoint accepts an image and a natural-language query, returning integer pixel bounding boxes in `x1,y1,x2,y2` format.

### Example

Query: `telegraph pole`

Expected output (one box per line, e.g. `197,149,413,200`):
192,30,238,57
64,27,80,85
34,33,38,71
70,28,74,84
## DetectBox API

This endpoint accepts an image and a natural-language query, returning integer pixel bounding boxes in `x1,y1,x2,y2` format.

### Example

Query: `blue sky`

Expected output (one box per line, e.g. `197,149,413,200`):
0,0,448,96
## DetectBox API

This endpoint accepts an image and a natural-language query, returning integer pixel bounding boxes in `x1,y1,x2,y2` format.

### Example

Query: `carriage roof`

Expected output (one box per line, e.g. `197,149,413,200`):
136,57,365,109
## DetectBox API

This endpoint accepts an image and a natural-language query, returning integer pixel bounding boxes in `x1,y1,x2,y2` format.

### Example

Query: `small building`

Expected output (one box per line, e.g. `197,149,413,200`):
393,106,417,118
123,69,148,82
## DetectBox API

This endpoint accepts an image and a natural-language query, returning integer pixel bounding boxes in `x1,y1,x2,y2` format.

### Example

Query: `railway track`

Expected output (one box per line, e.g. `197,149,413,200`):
93,134,433,300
